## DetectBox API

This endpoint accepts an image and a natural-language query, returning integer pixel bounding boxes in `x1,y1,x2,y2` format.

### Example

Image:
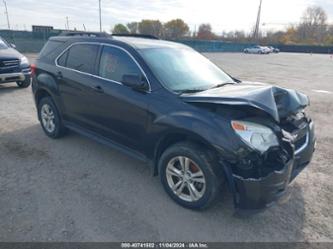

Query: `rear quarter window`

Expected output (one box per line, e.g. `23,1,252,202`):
38,40,66,62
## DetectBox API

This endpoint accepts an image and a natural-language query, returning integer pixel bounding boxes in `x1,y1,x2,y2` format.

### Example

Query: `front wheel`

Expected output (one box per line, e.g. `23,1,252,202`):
159,142,222,210
16,79,31,88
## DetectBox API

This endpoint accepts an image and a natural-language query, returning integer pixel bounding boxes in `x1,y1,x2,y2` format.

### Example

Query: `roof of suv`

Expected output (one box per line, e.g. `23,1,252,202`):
50,33,188,50
112,36,188,50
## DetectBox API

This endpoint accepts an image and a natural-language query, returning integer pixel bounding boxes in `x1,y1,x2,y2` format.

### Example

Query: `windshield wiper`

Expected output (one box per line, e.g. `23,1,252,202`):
177,88,207,94
177,82,235,94
210,82,235,89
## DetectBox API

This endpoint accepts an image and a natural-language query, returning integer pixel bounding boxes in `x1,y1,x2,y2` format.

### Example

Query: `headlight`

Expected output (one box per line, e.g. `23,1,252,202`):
231,120,279,153
20,56,29,66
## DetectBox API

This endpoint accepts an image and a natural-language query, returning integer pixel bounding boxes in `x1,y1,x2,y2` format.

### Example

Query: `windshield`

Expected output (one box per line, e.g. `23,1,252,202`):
0,37,9,49
139,47,234,92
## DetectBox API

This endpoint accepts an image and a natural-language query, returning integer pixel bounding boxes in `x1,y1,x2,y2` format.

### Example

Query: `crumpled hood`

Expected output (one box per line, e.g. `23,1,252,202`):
181,82,309,122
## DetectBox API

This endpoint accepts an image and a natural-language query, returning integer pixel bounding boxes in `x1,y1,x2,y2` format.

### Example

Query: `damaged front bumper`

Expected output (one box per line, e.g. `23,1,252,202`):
226,121,315,210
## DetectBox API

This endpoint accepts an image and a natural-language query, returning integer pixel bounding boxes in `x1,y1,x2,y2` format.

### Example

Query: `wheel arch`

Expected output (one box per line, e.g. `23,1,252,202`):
35,88,53,106
153,130,220,176
34,85,65,125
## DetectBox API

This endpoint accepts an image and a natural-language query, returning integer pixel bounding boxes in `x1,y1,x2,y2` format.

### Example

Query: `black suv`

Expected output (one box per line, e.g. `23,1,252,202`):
32,32,315,210
0,36,31,88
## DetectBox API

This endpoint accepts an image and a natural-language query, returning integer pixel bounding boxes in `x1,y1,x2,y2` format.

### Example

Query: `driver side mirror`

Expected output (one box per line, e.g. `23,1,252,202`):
121,74,149,92
10,43,16,49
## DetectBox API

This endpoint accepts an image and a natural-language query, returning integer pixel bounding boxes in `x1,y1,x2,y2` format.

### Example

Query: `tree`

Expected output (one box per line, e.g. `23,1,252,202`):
127,22,139,34
138,20,163,37
197,24,215,40
297,6,328,44
163,19,189,39
112,24,129,34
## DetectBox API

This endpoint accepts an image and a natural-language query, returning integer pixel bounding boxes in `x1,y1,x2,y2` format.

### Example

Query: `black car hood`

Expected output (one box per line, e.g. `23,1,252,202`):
181,82,309,122
0,47,23,60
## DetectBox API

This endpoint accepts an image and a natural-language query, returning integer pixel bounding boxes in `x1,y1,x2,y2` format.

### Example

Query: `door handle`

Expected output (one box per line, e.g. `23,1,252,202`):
93,85,104,93
56,71,63,80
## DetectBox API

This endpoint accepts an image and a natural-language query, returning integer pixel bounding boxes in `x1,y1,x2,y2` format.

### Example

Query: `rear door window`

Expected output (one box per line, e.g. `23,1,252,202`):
98,46,142,83
66,44,99,74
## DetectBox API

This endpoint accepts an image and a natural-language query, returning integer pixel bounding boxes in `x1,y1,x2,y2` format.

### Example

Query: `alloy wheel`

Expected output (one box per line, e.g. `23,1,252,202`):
165,156,206,202
41,104,56,133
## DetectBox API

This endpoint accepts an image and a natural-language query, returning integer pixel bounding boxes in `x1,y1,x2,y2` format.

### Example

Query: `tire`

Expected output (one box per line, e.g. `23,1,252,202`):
37,96,66,139
159,142,223,210
16,79,31,88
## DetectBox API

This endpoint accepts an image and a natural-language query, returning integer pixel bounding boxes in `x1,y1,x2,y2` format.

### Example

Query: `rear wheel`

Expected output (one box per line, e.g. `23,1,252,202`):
38,97,66,138
159,142,222,209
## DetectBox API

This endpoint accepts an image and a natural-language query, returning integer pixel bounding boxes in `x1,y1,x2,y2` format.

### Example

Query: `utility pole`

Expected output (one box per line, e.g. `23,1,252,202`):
99,0,102,32
66,16,69,30
3,0,10,30
253,0,262,41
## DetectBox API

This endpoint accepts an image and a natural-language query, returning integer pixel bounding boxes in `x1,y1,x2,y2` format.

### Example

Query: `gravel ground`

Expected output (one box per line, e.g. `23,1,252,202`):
0,52,332,242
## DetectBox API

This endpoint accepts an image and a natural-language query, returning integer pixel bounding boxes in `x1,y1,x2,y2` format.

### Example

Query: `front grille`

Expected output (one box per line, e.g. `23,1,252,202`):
0,59,20,73
1,59,20,67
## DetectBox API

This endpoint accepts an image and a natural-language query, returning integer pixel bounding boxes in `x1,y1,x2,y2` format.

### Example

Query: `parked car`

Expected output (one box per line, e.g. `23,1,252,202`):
268,46,280,53
0,36,31,88
244,45,270,54
32,32,315,211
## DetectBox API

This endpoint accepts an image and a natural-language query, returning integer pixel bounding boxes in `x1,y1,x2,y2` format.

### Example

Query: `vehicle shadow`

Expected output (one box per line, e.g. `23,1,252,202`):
0,83,20,94
0,123,306,242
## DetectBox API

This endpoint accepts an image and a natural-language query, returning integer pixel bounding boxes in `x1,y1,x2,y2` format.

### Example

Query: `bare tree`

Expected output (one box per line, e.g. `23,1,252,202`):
138,20,163,37
127,22,139,34
297,6,328,43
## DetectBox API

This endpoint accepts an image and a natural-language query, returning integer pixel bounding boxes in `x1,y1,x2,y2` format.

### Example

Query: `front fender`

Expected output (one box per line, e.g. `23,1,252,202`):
149,110,241,164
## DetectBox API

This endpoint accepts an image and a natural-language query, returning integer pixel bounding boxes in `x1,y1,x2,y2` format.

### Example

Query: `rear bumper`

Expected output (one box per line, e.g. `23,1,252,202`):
232,121,315,210
0,70,31,84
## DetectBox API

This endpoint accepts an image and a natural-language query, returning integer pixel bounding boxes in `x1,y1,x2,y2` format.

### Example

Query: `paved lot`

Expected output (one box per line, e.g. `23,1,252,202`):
0,52,332,242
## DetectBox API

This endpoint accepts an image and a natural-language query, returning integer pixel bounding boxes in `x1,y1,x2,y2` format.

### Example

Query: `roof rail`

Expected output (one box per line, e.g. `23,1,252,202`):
112,33,159,40
59,31,110,38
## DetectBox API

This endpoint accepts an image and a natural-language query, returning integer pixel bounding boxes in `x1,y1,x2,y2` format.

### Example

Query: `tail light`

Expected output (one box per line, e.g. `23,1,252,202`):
30,64,36,76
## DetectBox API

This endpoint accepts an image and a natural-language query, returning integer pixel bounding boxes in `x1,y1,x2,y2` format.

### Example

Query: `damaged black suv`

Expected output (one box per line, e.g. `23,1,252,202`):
32,32,315,211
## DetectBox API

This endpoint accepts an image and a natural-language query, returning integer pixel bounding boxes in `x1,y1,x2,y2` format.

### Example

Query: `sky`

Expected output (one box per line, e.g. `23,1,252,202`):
1,0,333,34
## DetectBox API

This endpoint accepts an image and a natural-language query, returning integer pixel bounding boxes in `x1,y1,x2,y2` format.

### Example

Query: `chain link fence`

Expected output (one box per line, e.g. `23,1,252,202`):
1,30,332,54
